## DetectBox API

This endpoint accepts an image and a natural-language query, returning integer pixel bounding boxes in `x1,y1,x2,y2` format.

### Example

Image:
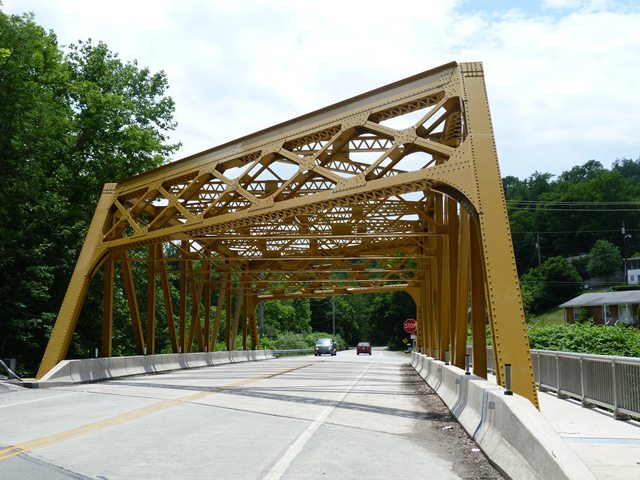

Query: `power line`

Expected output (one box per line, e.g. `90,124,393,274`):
508,200,640,205
512,229,640,234
506,200,640,212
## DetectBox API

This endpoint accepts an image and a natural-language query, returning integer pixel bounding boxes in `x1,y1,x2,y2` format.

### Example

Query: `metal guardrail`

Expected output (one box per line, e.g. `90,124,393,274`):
530,349,640,420
466,346,640,421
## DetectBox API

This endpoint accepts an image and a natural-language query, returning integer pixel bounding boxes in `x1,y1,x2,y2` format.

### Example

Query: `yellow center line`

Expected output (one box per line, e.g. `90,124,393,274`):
0,363,311,462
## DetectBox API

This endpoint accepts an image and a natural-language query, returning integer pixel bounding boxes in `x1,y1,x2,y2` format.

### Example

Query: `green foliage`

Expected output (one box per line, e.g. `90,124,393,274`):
367,291,416,350
262,298,311,336
0,11,178,374
505,159,640,275
527,322,640,357
586,240,622,280
575,308,593,324
520,257,582,314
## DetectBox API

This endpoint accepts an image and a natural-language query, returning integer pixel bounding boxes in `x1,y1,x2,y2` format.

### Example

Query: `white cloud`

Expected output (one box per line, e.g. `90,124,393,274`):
2,0,639,178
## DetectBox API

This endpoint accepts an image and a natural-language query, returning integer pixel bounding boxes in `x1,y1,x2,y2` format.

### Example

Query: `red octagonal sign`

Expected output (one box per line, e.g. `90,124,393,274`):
403,318,417,333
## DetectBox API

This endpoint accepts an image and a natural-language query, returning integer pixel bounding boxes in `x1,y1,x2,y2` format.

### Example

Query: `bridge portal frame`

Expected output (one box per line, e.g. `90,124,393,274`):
36,61,537,407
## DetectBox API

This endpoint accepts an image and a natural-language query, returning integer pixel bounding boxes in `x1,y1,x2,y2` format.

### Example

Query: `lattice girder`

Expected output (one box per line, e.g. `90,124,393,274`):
37,62,537,408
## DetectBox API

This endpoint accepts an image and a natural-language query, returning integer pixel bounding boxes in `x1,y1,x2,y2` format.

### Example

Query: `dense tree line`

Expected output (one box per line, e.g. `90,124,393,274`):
505,158,640,314
0,11,179,373
505,159,640,275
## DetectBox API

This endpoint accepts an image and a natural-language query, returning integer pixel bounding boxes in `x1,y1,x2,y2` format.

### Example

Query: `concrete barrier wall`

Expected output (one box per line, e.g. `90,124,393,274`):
410,353,596,480
39,350,276,385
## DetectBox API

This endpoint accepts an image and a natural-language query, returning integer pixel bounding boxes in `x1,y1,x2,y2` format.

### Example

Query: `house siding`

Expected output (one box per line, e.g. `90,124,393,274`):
565,304,638,325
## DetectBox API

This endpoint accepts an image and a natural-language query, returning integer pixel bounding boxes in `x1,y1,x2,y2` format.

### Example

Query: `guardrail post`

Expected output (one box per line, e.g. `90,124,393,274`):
611,358,629,420
555,352,561,398
612,358,619,419
580,355,587,407
504,363,513,395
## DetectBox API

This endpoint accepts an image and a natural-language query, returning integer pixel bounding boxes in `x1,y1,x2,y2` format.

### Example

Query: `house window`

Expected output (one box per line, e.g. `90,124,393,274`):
631,275,636,283
572,309,580,321
620,304,632,324
602,304,611,323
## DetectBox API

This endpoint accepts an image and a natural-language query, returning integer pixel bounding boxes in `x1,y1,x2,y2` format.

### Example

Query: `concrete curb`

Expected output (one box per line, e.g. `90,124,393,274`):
30,350,276,387
410,352,596,480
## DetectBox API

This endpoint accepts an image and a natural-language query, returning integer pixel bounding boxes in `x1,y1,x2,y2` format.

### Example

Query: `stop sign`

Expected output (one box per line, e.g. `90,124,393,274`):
403,318,417,333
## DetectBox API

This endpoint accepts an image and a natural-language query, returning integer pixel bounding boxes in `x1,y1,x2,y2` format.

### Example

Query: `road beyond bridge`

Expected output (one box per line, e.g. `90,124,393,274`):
1,351,502,479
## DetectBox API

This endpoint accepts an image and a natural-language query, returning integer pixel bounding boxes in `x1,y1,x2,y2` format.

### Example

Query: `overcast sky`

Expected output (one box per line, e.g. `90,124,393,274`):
3,0,639,179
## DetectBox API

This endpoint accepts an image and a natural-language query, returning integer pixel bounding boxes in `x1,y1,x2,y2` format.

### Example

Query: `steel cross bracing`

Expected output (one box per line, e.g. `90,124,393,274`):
37,61,538,407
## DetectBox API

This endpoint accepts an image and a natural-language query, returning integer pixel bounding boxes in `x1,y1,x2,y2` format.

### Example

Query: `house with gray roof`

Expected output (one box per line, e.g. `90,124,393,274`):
559,291,640,325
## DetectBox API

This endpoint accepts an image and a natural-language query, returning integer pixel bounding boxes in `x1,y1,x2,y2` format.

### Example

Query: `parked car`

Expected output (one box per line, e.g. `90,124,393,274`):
356,342,372,355
315,338,337,356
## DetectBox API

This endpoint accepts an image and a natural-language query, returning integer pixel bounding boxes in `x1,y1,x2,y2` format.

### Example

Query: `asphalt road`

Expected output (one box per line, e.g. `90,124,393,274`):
0,349,502,479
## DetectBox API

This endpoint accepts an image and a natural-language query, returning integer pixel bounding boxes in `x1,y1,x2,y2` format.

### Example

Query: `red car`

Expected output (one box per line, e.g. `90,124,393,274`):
356,342,372,355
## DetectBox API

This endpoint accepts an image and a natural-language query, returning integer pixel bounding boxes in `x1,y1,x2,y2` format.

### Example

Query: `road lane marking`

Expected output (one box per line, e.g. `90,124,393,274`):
0,363,311,462
262,363,373,480
0,392,80,409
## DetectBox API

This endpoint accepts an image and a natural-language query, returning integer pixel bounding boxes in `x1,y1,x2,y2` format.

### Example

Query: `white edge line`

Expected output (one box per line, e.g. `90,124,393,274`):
0,391,79,409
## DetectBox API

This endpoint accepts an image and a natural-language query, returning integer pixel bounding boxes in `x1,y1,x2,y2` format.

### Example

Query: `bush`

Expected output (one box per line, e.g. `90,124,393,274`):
274,332,309,350
527,322,640,357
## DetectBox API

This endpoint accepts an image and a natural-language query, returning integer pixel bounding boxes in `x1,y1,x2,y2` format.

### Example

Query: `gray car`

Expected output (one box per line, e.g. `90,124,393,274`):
314,337,337,356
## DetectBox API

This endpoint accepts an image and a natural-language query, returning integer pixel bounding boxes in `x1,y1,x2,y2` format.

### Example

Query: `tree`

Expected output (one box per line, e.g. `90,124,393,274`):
367,291,416,349
262,298,311,335
586,240,622,281
0,11,179,374
520,256,583,314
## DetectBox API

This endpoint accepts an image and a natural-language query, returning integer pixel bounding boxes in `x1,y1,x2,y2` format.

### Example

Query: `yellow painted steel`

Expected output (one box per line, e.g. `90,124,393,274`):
35,62,538,407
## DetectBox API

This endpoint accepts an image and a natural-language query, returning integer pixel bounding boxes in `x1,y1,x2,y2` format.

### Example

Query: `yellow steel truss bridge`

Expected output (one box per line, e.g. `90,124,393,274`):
37,61,538,407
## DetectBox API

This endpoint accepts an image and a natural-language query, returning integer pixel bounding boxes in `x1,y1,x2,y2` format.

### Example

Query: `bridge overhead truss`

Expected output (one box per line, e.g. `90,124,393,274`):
37,62,538,406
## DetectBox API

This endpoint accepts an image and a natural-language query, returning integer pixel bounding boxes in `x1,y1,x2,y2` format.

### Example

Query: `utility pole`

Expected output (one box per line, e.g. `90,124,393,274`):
259,301,264,336
332,296,335,335
622,223,631,284
536,233,541,266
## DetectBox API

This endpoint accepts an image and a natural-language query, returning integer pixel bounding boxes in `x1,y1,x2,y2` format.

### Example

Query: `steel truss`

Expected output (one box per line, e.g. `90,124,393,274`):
37,62,538,406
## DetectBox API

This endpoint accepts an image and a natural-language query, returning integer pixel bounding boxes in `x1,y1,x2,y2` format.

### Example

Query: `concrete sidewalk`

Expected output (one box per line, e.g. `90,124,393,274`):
538,391,640,480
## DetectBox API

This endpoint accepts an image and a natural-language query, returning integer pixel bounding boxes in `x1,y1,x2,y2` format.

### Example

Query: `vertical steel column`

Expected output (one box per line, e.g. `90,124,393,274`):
146,244,157,355
120,252,145,355
101,253,114,358
179,242,187,353
230,281,244,350
447,197,459,365
453,209,471,368
157,245,177,353
203,261,211,351
435,194,447,361
211,273,228,351
246,295,259,349
225,278,232,350
242,288,249,351
187,261,205,352
470,217,487,379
